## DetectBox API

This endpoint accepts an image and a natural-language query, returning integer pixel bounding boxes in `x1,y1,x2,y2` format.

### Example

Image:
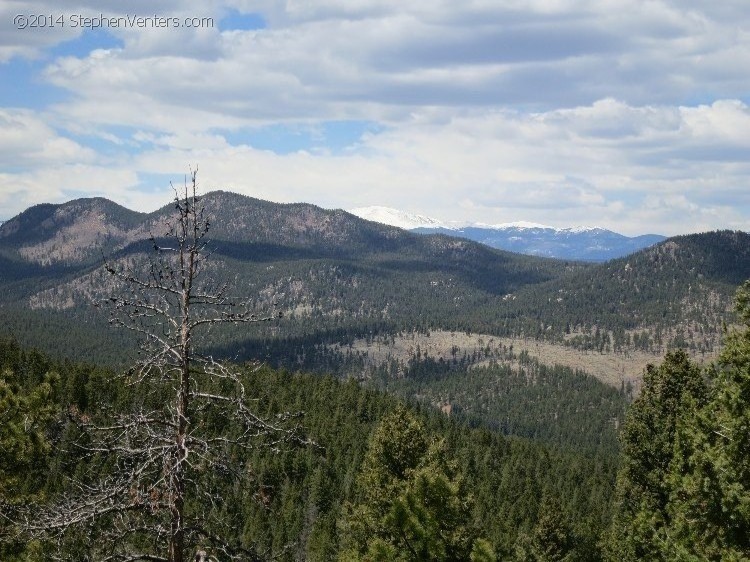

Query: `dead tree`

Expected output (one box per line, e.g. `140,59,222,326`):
16,170,303,561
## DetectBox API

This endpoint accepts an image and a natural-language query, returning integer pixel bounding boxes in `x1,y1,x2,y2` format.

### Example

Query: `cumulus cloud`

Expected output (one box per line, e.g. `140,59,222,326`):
2,97,750,235
29,0,749,129
0,109,96,166
0,164,140,216
1,1,749,236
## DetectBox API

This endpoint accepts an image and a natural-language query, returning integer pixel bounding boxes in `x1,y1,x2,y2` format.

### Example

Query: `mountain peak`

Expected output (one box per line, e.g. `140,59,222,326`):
347,206,608,234
348,206,451,230
560,225,606,234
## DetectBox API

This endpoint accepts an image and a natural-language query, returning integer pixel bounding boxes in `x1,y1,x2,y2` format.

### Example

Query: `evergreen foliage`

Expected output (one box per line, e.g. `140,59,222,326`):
0,338,618,560
0,349,57,559
607,280,750,560
379,353,626,454
337,405,481,560
665,280,750,558
514,495,576,561
604,350,707,560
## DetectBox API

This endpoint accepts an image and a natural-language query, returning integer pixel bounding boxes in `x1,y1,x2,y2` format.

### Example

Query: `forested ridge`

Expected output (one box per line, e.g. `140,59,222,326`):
1,194,746,370
503,230,750,351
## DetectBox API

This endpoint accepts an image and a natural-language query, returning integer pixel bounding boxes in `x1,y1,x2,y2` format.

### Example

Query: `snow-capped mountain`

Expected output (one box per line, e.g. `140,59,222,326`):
347,206,665,262
348,206,455,230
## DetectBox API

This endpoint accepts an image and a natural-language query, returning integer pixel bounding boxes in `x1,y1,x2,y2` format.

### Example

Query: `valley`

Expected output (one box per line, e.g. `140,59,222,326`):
1,192,746,414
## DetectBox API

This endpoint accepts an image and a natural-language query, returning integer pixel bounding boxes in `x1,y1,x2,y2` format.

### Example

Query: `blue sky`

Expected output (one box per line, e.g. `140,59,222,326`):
1,1,749,235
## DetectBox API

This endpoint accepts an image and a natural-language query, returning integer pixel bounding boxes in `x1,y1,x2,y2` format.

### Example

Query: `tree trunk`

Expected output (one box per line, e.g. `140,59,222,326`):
170,280,192,562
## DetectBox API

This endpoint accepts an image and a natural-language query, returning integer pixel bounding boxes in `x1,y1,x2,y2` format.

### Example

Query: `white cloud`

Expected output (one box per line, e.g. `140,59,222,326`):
0,1,79,61
0,109,96,166
1,1,749,237
26,0,747,131
2,96,750,236
0,164,140,216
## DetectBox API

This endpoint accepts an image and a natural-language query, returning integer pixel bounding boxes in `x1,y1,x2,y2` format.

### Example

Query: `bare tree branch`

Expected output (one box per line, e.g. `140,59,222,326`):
13,168,307,561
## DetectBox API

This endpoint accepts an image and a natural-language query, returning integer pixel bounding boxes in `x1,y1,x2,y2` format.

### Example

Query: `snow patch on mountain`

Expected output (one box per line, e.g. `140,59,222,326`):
561,226,606,234
474,220,552,230
346,205,665,261
348,206,457,230
348,207,606,234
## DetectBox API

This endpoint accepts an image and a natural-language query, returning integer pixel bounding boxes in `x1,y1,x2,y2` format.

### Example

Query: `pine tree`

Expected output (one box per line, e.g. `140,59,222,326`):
0,369,57,559
604,350,707,561
514,495,574,562
666,280,750,558
337,404,487,561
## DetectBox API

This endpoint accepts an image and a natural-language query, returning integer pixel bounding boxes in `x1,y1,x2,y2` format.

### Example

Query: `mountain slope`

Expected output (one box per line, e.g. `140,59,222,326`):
0,198,147,267
0,191,578,360
0,192,559,269
0,193,746,379
503,231,750,351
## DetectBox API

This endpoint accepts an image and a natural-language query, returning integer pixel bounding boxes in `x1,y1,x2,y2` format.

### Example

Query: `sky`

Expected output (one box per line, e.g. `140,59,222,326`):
1,1,749,236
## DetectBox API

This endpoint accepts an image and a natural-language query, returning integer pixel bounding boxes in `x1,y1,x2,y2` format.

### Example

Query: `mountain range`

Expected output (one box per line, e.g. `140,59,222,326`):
349,205,666,261
1,191,748,390
3,193,747,562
